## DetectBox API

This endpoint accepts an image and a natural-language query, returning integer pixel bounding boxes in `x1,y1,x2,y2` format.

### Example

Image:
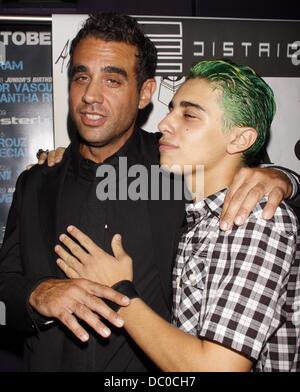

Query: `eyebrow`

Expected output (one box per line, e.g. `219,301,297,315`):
102,66,128,80
168,100,206,112
70,64,128,80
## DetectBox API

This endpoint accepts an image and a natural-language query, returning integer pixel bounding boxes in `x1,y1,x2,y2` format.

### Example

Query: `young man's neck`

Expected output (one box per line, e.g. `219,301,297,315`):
187,157,245,203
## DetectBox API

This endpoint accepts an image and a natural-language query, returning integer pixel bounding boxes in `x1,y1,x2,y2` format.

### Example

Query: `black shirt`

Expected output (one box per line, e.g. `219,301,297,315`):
57,130,172,371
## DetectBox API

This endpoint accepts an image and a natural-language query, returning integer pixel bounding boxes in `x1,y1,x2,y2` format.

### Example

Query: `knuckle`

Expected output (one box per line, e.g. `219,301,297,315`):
256,182,266,191
230,188,245,202
72,244,80,254
59,311,71,325
265,201,277,210
249,187,264,199
66,283,78,296
238,207,250,216
107,309,117,320
270,187,284,197
73,325,84,337
223,212,233,221
74,302,86,315
85,293,97,309
94,319,105,332
76,278,86,287
224,188,233,199
48,150,56,159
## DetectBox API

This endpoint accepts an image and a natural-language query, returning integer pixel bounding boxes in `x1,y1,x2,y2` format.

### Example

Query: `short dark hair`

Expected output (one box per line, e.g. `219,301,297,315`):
69,12,157,90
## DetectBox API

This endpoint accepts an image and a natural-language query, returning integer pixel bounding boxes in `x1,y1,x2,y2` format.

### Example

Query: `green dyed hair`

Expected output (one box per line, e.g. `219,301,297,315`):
188,59,276,162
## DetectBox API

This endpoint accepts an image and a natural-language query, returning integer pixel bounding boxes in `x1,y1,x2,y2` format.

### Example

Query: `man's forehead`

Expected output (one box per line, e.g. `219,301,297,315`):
72,37,138,70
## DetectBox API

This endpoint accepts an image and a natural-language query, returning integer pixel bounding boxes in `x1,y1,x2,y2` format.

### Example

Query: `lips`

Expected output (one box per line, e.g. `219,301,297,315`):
80,112,107,127
159,141,179,152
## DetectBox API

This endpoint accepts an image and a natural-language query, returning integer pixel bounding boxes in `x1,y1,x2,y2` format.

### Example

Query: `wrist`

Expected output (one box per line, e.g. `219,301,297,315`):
105,280,140,312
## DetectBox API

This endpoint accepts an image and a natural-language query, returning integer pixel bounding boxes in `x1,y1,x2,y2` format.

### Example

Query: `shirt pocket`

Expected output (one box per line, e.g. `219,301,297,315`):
180,256,207,290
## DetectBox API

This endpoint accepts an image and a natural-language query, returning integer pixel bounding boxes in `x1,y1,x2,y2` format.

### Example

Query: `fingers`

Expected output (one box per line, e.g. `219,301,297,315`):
59,309,89,342
57,282,126,339
58,234,88,264
67,225,101,255
37,151,49,165
47,147,66,167
79,279,130,307
55,244,84,271
262,187,284,219
220,182,266,230
84,293,125,329
56,258,80,279
111,234,126,259
72,302,112,338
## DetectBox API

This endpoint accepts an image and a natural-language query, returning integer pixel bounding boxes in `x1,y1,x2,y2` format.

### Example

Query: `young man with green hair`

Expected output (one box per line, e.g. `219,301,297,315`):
55,59,300,371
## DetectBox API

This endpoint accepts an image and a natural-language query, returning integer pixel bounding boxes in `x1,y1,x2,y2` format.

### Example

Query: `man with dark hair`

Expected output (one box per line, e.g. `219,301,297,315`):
68,13,157,90
56,60,300,371
0,13,299,371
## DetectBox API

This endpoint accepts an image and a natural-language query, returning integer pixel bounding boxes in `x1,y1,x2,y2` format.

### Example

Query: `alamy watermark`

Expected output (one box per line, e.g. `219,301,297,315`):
0,301,6,326
95,158,204,202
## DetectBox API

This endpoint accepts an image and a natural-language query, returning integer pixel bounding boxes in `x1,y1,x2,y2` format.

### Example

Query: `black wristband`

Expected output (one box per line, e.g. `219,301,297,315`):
104,280,139,312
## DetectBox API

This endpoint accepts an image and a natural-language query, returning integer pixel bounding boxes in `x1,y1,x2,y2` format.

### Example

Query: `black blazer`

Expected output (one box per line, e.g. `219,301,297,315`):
0,129,186,370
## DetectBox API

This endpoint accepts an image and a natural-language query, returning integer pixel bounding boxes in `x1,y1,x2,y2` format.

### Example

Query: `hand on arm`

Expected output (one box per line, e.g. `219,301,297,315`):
220,166,293,231
29,277,129,342
55,227,252,371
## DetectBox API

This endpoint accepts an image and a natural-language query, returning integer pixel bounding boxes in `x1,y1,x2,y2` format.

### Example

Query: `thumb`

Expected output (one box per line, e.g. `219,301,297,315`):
111,234,127,260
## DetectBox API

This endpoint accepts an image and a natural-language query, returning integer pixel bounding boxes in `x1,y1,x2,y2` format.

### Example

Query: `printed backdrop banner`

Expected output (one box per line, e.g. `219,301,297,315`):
0,24,54,245
52,15,300,176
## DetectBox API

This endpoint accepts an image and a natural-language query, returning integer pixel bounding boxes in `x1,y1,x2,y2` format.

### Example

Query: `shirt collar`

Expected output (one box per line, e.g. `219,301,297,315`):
185,188,227,228
70,128,142,180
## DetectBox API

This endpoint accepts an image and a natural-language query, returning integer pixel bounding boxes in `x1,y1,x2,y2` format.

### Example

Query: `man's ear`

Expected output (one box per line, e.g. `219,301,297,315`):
138,78,157,109
226,127,258,155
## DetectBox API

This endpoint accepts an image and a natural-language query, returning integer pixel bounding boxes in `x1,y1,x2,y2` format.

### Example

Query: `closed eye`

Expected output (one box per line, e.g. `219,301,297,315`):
184,113,197,119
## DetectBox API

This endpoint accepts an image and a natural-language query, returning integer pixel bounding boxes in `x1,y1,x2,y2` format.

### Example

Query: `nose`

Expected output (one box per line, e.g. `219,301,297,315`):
158,112,175,136
82,78,104,105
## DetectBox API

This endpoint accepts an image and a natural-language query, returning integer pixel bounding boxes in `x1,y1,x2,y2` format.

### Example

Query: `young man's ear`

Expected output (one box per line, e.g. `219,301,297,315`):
226,127,258,155
138,78,157,109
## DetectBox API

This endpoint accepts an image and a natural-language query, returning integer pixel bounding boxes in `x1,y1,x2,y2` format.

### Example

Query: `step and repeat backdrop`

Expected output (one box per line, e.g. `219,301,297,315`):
0,15,300,247
52,15,300,174
0,23,53,246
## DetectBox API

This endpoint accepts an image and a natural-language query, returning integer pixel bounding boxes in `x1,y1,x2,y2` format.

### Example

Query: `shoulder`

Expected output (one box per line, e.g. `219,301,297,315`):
250,197,299,237
17,144,72,188
217,196,299,255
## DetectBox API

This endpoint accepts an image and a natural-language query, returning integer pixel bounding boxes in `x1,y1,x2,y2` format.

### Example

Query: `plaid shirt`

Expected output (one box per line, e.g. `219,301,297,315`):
172,189,300,371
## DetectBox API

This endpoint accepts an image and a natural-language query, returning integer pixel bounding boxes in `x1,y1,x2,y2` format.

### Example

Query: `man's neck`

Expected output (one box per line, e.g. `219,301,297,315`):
187,157,244,203
79,129,135,163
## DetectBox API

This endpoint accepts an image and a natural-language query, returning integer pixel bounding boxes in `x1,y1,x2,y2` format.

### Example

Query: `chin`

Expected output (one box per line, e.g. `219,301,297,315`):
77,133,105,147
160,161,185,175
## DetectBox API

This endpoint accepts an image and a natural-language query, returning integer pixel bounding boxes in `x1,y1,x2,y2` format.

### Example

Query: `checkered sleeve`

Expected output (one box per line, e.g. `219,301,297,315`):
198,204,298,361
